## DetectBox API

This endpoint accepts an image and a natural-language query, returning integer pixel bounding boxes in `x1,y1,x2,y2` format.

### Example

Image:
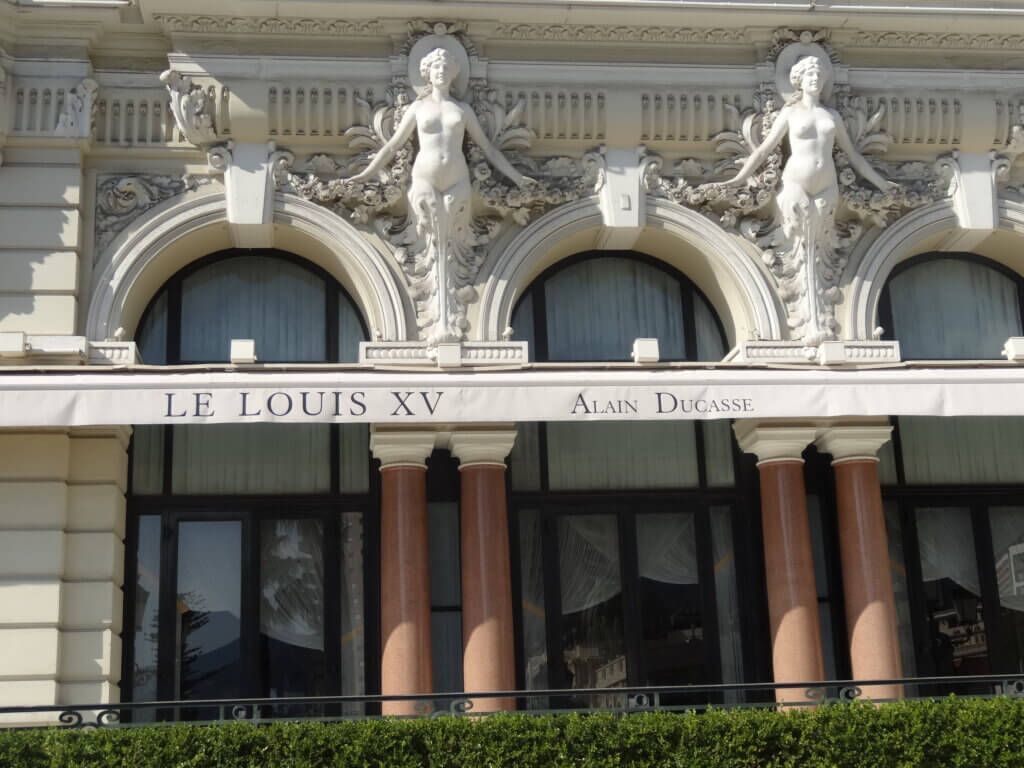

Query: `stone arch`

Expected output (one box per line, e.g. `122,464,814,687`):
86,190,410,344
845,198,1024,341
477,196,784,349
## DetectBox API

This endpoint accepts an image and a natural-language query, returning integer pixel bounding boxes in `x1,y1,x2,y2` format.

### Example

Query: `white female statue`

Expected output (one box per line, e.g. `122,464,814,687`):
716,54,897,344
350,46,531,344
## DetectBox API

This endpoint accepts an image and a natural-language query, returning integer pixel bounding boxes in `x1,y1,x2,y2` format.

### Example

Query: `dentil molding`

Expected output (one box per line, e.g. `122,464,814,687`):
490,23,747,44
151,15,385,36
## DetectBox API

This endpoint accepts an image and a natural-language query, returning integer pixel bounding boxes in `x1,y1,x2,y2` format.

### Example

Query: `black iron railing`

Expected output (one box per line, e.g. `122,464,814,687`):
2,674,1024,729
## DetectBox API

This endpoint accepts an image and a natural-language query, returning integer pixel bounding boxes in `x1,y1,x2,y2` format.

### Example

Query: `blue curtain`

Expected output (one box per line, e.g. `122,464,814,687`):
180,255,327,363
888,257,1022,360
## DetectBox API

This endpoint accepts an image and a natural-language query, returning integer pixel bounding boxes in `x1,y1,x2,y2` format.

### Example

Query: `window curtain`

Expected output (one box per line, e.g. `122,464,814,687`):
558,515,622,615
636,513,699,585
559,513,700,617
888,257,1022,360
710,507,743,685
547,421,699,490
260,519,325,650
898,417,1024,485
544,257,686,361
338,296,364,363
137,290,167,364
180,255,327,362
916,507,981,597
884,501,918,678
172,423,331,494
518,509,549,693
339,512,365,696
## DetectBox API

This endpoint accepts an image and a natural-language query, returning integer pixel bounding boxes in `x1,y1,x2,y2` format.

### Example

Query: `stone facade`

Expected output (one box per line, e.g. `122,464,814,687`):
2,0,1024,715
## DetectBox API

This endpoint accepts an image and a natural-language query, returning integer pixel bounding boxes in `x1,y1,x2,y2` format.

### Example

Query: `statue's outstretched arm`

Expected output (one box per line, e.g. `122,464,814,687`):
349,102,420,182
833,113,897,192
462,104,531,186
717,109,790,187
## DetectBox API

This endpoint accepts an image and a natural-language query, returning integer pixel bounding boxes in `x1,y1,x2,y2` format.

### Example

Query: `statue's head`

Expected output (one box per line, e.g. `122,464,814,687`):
789,56,828,97
419,48,460,89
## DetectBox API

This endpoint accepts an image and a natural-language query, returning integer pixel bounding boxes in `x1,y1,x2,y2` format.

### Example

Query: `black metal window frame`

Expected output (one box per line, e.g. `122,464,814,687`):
507,251,769,690
879,251,1024,676
122,249,381,706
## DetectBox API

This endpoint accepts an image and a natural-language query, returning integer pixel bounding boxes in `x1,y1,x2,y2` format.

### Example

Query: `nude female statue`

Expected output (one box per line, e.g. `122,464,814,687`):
350,47,529,223
349,47,531,343
714,55,897,343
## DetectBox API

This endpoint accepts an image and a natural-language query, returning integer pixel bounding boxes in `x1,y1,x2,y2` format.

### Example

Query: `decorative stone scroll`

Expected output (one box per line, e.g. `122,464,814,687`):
284,23,602,348
95,175,206,254
646,31,947,347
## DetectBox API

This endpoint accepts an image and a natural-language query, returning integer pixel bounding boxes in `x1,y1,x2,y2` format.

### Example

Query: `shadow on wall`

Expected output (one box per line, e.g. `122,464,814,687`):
0,204,78,334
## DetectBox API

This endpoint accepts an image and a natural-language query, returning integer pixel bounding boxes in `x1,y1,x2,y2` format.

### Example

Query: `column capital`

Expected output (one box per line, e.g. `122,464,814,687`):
733,420,819,466
449,429,517,469
370,429,436,469
815,424,893,465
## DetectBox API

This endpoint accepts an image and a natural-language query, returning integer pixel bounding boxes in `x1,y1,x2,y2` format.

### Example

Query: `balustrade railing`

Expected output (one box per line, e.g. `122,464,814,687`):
2,674,1024,729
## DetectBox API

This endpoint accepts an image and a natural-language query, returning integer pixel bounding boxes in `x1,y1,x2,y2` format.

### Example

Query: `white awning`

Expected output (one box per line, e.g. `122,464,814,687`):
0,366,1022,427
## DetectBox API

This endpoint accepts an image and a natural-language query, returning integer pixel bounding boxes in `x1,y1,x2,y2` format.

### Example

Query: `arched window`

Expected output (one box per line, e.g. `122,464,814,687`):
878,254,1024,689
507,252,753,703
125,251,371,717
881,254,1024,361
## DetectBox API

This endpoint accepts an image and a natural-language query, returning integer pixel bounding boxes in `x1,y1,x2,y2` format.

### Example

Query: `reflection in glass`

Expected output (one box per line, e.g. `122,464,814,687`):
547,422,698,490
518,509,548,698
558,515,625,706
132,516,160,719
340,513,365,699
176,521,243,700
260,519,326,700
916,508,990,686
710,507,742,687
884,502,917,680
988,507,1024,673
636,513,705,689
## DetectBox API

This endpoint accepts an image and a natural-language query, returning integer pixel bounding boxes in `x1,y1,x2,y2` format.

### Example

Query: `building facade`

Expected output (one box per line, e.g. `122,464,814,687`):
3,0,1024,720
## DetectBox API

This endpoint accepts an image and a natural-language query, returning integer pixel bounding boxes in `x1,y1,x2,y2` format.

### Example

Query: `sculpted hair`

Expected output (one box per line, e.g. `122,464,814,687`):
419,47,459,81
789,55,828,93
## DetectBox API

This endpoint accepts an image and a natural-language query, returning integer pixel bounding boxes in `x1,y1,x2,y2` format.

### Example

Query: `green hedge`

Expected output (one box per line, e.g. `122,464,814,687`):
3,698,1024,768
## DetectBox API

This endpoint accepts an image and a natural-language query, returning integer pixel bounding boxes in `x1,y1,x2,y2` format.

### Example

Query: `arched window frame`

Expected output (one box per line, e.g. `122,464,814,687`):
122,249,378,716
506,251,767,696
878,252,1024,362
513,250,730,363
876,252,1024,689
135,248,369,365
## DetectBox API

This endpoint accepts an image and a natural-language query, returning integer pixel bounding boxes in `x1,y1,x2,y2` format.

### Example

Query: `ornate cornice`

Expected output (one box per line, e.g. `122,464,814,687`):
151,14,385,36
491,23,747,44
846,31,1024,50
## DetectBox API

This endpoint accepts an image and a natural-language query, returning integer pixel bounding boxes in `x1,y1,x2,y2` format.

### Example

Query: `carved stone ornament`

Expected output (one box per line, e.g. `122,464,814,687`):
284,23,602,348
152,14,384,36
160,69,217,145
646,33,947,348
55,78,98,138
95,174,206,254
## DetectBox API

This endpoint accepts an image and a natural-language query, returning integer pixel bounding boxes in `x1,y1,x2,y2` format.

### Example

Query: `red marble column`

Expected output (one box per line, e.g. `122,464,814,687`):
450,430,517,713
372,431,436,716
735,423,824,704
817,425,903,701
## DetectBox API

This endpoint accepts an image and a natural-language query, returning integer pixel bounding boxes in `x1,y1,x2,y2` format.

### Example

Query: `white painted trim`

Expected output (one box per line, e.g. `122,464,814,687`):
478,196,782,348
